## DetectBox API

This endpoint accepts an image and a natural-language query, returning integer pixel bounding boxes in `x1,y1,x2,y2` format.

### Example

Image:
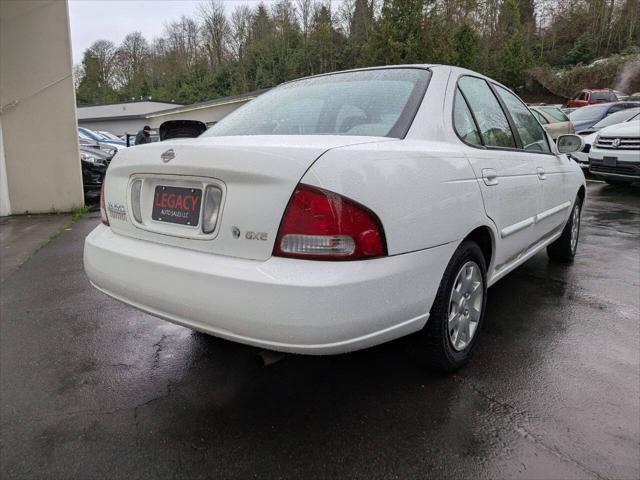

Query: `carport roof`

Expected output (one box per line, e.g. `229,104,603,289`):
77,113,147,122
146,89,269,118
77,90,269,123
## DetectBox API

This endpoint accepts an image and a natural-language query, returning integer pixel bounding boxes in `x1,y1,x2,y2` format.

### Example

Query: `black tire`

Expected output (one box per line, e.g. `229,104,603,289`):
547,196,582,263
410,240,488,372
605,178,632,186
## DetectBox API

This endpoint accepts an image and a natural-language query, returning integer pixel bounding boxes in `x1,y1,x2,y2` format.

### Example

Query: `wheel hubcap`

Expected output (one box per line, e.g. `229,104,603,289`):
448,261,483,351
570,204,580,253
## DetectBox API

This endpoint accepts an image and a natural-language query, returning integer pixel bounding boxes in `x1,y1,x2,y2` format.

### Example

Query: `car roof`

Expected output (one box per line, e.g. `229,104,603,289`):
580,101,638,109
280,64,513,92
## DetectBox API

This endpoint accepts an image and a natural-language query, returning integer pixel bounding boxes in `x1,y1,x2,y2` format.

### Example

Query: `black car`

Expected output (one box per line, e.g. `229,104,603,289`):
80,145,110,201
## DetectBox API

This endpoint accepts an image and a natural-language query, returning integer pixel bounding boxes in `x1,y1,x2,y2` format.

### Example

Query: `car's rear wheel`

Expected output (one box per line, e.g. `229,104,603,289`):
547,196,582,262
411,240,487,372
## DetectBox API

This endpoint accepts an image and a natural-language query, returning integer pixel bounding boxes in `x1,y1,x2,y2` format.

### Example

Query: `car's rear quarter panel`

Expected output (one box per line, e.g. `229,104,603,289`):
302,139,487,255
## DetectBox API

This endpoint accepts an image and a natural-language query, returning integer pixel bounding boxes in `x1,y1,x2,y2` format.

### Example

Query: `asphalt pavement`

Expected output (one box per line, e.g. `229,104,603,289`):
1,182,638,479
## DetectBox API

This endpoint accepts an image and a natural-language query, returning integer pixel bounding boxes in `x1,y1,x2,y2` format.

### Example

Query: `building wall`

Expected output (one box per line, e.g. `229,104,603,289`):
79,118,148,138
77,100,252,139
0,0,83,214
147,101,251,128
77,101,180,120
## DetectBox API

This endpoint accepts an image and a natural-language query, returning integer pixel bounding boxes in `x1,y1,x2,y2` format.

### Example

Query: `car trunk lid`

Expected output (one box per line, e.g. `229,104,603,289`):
104,135,393,260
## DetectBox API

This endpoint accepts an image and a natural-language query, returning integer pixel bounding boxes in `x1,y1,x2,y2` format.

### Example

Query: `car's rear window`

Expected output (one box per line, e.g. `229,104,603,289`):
569,105,608,121
203,69,430,139
592,108,640,129
540,107,569,122
591,92,616,101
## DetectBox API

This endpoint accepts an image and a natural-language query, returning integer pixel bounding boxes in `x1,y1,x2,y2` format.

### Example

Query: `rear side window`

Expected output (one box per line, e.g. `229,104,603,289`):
453,89,482,146
458,76,516,148
495,86,551,153
540,107,569,122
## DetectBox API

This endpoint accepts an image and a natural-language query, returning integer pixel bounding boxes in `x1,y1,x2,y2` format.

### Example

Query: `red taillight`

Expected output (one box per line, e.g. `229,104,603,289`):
274,184,386,260
99,181,109,226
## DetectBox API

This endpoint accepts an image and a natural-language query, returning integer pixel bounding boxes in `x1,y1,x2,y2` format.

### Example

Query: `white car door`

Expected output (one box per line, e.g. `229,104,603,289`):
454,76,540,270
494,86,573,238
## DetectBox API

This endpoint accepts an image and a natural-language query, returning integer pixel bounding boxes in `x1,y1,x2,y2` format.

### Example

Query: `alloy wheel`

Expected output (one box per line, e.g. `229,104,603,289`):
448,261,483,351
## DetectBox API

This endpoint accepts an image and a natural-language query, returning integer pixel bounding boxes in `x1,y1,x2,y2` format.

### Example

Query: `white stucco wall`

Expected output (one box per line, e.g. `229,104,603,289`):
77,99,254,138
77,101,180,120
78,118,149,138
147,101,251,127
0,0,83,214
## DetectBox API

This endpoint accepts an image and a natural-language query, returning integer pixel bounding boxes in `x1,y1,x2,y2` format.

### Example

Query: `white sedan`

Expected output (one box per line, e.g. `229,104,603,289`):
84,65,586,371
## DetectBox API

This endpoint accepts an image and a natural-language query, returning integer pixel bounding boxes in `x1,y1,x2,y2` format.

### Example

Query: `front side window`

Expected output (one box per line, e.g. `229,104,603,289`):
458,76,516,148
496,86,551,153
203,69,430,139
453,89,482,146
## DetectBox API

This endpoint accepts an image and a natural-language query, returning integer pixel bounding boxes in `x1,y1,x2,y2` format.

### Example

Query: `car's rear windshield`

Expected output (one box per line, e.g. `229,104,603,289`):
591,92,616,101
203,68,431,139
592,108,640,129
540,107,569,122
569,105,608,121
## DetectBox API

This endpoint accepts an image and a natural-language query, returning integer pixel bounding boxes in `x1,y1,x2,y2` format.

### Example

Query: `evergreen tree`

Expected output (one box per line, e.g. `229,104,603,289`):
453,24,480,70
495,0,530,87
366,0,424,65
565,33,595,65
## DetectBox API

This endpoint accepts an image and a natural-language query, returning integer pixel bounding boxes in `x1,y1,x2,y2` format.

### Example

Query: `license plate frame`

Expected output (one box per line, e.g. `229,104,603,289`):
152,185,202,227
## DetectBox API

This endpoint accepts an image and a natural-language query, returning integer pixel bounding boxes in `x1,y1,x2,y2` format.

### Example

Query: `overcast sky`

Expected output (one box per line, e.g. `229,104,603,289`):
68,0,265,64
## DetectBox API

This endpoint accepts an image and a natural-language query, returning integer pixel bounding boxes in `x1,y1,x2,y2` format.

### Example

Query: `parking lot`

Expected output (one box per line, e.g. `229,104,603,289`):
0,181,638,479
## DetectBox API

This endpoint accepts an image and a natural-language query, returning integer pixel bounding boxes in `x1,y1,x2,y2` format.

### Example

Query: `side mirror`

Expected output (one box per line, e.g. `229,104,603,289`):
557,134,585,154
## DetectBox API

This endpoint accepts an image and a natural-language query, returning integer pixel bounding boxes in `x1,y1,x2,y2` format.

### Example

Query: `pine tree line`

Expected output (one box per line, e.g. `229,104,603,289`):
75,0,640,105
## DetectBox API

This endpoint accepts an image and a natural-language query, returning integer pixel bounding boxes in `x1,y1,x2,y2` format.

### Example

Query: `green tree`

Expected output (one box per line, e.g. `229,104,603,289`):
309,4,340,74
453,23,480,69
565,33,595,65
496,32,530,88
366,0,424,65
494,0,530,88
76,40,119,105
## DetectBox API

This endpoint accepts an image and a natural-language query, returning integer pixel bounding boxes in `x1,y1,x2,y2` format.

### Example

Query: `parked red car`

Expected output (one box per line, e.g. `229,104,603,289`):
565,89,618,108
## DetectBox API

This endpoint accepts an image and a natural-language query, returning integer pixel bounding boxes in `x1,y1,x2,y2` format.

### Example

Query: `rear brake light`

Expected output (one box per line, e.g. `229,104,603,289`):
100,181,109,226
274,184,386,260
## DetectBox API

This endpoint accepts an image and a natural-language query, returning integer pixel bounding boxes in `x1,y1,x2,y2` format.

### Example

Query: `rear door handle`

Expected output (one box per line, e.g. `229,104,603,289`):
482,168,499,186
537,167,546,180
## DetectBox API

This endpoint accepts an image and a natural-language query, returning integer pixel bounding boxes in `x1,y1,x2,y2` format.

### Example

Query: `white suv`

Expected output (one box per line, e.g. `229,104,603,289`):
84,66,586,371
589,120,640,185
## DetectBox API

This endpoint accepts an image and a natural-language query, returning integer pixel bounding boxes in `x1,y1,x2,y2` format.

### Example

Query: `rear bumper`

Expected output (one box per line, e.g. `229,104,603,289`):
84,225,455,354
